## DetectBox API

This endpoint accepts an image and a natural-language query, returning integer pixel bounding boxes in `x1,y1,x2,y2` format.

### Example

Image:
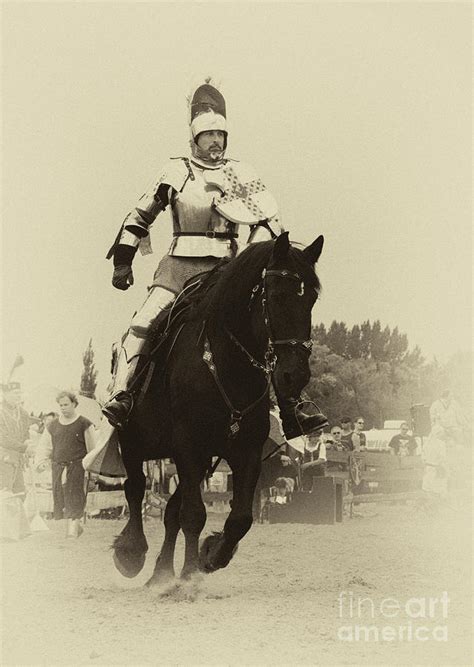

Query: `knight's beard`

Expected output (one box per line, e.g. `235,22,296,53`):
192,141,226,165
208,147,223,161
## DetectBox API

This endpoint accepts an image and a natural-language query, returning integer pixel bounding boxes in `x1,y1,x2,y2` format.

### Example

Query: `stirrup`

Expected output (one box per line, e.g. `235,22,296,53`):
102,391,134,429
280,399,329,441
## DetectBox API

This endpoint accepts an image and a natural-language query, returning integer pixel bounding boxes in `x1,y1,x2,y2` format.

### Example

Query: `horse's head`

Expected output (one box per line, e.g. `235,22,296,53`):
199,232,323,402
257,232,324,401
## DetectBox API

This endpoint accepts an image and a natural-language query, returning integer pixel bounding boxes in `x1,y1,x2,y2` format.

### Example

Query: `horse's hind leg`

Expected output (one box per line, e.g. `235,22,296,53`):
113,456,148,578
146,486,181,587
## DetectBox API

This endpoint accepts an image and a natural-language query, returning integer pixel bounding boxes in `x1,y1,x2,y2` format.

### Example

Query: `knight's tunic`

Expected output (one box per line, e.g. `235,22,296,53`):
107,157,282,294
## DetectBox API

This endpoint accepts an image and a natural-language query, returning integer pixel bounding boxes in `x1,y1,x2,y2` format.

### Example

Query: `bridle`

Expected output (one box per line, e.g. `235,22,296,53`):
202,265,315,437
254,267,314,356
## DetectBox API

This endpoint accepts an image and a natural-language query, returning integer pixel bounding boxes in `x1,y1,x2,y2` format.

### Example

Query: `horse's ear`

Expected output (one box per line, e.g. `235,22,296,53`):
303,235,324,265
272,231,290,261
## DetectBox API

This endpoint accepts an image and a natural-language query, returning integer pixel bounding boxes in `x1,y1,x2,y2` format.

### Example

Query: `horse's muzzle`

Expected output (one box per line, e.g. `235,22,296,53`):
272,350,311,400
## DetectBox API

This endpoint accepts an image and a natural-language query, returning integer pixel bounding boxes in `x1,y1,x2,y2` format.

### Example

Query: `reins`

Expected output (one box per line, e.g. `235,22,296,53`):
202,265,313,438
202,335,272,438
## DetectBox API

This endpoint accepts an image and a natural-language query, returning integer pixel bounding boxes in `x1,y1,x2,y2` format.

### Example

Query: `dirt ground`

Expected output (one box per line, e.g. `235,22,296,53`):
1,499,472,666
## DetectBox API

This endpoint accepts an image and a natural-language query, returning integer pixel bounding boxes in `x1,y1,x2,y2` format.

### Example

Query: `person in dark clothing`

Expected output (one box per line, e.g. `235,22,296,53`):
340,417,354,451
300,432,327,490
260,411,299,488
353,417,367,451
36,391,96,536
389,422,417,456
0,382,31,495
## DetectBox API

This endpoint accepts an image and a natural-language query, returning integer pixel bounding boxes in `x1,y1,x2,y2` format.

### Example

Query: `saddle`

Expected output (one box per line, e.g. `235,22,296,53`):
133,259,230,400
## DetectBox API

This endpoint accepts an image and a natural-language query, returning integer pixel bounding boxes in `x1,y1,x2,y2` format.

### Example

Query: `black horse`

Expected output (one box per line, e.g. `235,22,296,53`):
113,232,324,584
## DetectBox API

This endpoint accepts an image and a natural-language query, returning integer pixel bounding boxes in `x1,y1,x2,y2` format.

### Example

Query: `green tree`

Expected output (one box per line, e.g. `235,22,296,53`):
306,320,456,428
80,339,98,399
326,321,348,357
346,324,361,359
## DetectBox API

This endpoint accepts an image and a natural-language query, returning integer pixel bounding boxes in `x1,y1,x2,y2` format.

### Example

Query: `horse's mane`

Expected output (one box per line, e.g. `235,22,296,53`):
189,239,321,331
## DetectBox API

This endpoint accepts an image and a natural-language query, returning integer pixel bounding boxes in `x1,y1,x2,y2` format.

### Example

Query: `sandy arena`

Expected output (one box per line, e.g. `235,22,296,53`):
1,501,472,666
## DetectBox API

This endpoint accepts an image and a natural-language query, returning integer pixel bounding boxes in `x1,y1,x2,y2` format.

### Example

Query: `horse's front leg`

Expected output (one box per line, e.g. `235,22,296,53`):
174,447,208,579
200,450,261,573
112,445,148,578
146,485,181,587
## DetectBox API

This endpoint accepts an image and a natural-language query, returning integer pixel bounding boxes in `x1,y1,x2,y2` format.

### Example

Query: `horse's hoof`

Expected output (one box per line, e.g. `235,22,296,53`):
181,567,203,580
199,532,226,573
145,569,175,588
199,532,239,573
113,550,146,578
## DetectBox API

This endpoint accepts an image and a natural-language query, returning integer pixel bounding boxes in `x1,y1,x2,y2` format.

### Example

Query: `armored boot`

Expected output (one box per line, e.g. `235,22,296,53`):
102,342,141,429
279,398,329,441
102,285,176,429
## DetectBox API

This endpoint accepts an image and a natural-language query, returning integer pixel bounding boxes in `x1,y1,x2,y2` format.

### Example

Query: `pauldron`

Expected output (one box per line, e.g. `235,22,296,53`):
106,158,194,259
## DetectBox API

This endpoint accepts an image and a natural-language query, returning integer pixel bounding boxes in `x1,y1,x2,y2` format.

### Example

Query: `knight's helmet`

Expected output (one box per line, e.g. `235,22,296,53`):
189,79,228,163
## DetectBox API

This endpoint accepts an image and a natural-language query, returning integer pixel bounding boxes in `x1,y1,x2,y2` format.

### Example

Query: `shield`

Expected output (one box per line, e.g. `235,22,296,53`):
205,162,278,224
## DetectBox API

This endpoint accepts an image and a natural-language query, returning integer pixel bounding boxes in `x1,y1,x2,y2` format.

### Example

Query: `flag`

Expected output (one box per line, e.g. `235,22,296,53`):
8,355,24,380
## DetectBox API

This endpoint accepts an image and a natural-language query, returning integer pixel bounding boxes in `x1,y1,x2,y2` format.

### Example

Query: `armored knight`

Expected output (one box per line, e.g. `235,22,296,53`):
101,80,327,439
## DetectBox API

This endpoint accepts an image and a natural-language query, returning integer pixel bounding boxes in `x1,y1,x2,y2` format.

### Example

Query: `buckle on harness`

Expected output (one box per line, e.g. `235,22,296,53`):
205,231,217,238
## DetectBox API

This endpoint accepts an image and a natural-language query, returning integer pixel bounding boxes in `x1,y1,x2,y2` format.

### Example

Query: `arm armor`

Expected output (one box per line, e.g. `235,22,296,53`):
106,184,169,259
106,158,192,260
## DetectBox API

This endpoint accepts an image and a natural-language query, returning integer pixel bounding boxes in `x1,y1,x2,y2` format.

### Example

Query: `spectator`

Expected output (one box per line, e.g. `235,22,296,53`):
325,425,349,480
41,412,58,432
261,410,299,489
300,430,327,490
422,425,448,500
255,410,299,519
430,390,468,447
35,391,96,537
340,417,354,451
329,425,344,451
352,417,367,451
0,382,31,496
388,422,417,457
271,477,295,504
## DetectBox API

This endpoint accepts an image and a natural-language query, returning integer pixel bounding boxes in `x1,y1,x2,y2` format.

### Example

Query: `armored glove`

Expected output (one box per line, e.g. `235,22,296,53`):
112,244,137,291
112,265,134,290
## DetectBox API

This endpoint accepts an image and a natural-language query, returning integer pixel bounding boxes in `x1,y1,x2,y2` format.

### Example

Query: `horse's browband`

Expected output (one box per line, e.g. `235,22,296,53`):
264,268,302,282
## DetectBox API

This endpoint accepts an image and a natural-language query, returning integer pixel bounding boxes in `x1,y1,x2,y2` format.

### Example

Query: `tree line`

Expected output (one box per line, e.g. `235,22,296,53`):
305,320,471,429
79,323,471,429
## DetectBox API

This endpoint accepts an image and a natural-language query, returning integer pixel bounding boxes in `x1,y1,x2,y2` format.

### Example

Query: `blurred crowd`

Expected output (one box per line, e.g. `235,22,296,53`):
1,380,470,538
0,382,96,539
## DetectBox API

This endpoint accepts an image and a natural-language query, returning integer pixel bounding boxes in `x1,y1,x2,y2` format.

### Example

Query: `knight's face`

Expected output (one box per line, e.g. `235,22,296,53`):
196,130,225,157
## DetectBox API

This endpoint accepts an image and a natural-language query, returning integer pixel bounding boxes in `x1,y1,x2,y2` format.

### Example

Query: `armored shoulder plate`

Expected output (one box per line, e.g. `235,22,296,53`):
153,158,192,193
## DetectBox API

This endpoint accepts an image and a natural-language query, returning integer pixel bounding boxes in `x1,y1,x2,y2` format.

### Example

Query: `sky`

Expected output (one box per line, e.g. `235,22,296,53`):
1,1,472,401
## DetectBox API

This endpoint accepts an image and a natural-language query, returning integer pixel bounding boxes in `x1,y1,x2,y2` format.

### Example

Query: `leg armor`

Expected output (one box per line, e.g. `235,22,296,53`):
102,286,175,428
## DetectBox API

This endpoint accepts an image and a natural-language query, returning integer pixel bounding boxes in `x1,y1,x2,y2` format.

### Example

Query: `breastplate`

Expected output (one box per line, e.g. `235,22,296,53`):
171,166,229,234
